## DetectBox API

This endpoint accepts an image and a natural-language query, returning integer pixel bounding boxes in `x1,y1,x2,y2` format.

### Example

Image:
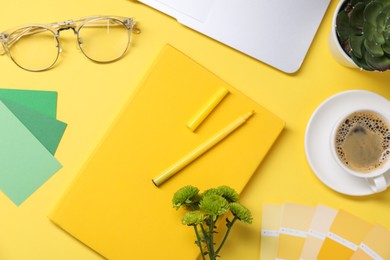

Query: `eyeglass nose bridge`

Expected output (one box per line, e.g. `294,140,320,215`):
57,20,76,29
52,21,77,54
55,20,78,35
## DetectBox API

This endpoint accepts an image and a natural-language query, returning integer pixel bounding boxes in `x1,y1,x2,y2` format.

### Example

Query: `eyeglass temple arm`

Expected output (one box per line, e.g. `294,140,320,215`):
79,20,141,33
0,40,5,55
0,33,10,55
0,26,49,55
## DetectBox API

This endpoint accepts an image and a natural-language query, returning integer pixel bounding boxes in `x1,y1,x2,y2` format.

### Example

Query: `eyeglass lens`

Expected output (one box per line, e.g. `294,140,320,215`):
8,26,59,71
78,18,130,63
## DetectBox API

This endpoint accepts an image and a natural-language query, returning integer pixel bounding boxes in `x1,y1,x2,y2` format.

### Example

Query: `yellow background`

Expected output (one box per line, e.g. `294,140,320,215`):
0,0,390,259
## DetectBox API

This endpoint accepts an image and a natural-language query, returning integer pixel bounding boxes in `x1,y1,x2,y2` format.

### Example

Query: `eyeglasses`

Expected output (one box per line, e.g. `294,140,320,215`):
0,15,140,72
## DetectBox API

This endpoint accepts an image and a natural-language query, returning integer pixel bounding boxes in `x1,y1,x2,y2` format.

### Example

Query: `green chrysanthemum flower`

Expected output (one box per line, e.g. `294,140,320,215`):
202,188,220,197
229,202,253,224
182,211,205,226
172,185,253,259
199,194,229,218
217,185,239,202
172,185,199,209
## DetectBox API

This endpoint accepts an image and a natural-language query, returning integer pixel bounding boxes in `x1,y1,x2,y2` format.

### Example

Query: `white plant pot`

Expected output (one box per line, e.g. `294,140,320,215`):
328,0,359,69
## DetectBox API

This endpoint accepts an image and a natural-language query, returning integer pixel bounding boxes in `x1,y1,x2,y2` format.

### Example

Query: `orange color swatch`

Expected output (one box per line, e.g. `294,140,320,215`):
317,210,372,260
351,223,390,260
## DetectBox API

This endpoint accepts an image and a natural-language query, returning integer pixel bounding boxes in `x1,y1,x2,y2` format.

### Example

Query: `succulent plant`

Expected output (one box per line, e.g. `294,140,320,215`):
336,0,390,71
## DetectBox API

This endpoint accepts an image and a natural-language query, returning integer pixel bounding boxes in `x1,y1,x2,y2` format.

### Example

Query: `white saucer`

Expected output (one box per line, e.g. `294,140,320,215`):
304,90,390,196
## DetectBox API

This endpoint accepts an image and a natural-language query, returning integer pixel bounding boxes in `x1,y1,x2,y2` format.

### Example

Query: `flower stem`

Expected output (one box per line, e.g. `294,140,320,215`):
194,225,206,260
208,217,216,260
215,216,238,255
200,223,213,260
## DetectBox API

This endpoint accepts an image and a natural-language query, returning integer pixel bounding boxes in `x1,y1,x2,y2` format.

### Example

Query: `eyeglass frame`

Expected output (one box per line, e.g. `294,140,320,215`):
0,15,140,72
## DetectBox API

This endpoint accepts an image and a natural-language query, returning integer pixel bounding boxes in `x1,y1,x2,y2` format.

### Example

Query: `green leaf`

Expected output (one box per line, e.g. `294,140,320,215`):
376,12,386,31
351,0,371,6
363,22,376,41
365,50,390,70
374,31,386,44
364,2,384,25
351,3,366,29
351,54,375,70
383,41,390,54
364,38,385,56
350,46,376,70
337,11,357,42
384,8,390,30
350,35,365,58
384,28,390,41
384,3,390,14
381,0,390,8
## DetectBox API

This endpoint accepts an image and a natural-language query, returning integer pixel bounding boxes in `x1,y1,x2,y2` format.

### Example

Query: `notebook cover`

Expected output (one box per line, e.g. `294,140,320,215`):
49,45,284,259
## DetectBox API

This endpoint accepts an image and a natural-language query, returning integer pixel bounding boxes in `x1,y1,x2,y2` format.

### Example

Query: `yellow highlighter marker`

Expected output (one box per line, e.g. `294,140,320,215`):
187,87,229,131
153,110,254,186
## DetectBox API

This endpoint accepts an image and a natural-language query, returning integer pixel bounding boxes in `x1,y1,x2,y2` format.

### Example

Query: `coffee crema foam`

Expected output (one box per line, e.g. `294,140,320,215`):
334,111,390,173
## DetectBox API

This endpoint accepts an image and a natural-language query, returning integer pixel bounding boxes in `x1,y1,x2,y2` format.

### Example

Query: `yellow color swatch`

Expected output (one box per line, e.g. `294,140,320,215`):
277,203,315,260
351,224,390,260
49,45,284,259
317,210,372,260
300,205,338,260
260,204,283,260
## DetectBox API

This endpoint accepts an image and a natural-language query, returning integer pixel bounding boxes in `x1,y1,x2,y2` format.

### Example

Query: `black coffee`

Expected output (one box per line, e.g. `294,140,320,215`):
334,111,390,173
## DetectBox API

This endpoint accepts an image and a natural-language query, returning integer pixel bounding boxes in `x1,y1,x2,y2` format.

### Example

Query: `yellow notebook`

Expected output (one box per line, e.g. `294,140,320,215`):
49,45,284,259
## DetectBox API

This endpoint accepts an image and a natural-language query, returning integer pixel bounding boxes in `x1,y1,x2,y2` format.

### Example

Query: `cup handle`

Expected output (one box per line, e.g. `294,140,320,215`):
367,175,388,193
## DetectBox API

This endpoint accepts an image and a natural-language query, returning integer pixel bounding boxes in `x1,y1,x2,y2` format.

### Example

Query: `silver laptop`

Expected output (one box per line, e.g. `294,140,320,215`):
137,0,330,73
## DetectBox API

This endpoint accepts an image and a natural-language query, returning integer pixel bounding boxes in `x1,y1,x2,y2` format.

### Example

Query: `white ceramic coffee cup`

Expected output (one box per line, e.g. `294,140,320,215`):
330,109,390,193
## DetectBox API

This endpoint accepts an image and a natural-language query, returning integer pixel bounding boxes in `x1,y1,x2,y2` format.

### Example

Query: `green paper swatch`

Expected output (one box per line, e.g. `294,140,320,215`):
0,89,57,118
1,99,67,154
0,101,62,206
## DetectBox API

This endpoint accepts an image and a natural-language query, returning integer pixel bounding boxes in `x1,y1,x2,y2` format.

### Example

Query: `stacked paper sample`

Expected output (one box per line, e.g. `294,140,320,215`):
261,203,390,260
0,89,66,206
